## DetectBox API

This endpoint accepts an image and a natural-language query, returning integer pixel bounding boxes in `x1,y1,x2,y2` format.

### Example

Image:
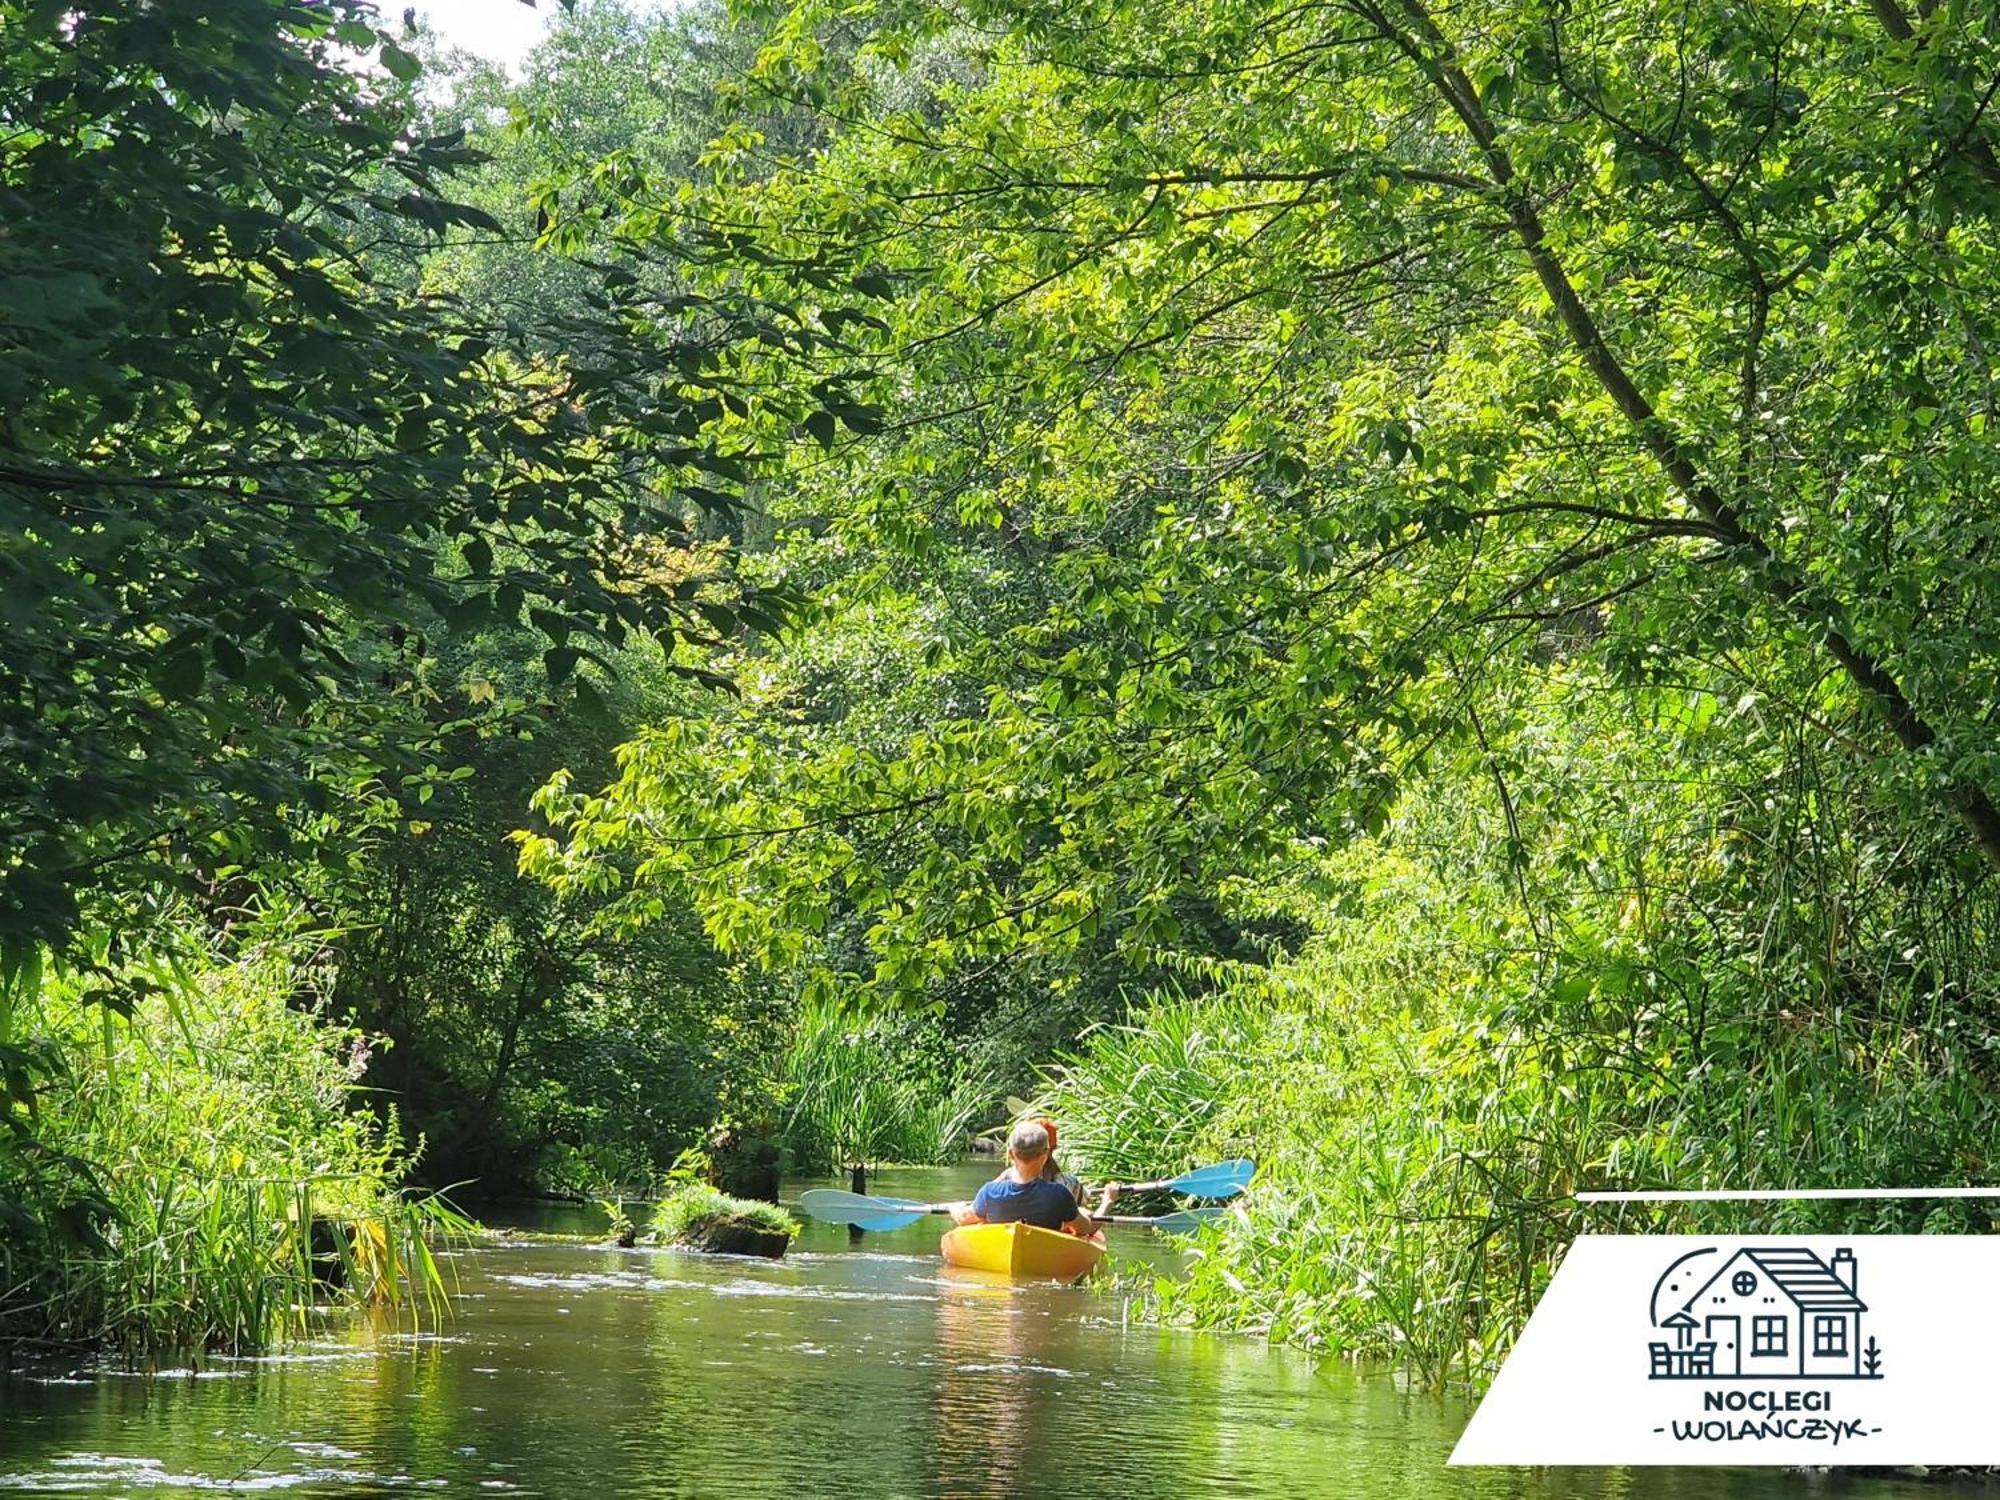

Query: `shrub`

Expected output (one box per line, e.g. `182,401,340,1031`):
1044,830,2000,1392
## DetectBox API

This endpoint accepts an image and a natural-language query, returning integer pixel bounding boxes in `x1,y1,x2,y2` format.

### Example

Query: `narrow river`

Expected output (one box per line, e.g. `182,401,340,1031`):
0,1166,1967,1496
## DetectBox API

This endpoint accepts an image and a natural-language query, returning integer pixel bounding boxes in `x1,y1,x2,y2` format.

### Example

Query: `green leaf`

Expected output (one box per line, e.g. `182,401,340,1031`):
544,646,580,683
380,41,422,82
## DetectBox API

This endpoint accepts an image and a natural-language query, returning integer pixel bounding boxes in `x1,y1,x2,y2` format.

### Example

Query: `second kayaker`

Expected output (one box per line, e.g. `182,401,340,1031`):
1032,1117,1120,1228
950,1120,1102,1235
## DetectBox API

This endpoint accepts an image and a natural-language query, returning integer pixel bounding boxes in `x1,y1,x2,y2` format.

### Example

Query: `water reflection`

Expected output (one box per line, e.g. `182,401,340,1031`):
0,1166,1980,1498
933,1276,1053,1498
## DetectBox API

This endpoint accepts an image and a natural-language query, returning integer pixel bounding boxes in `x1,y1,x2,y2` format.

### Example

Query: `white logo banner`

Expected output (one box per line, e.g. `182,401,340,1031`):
1452,1234,1996,1465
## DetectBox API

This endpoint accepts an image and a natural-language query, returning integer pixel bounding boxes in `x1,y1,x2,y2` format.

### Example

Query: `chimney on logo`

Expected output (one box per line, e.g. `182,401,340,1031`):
1832,1247,1857,1294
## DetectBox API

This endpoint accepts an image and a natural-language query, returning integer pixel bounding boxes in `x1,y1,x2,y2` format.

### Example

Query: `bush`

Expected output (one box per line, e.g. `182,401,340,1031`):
1044,823,2000,1392
0,921,462,1354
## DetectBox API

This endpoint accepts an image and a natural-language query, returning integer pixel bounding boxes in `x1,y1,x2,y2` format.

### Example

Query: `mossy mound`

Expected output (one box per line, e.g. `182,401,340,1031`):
679,1215,792,1258
650,1186,799,1260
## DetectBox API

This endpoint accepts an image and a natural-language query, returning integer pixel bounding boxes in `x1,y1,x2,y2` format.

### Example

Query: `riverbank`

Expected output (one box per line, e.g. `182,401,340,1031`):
0,931,459,1357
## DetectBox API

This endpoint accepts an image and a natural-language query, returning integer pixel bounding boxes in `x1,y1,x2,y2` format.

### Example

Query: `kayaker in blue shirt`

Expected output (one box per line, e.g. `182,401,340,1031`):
1031,1117,1119,1224
950,1121,1097,1234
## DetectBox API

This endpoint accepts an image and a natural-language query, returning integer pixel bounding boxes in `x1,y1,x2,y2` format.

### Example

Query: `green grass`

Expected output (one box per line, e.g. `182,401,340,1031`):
0,922,469,1354
649,1185,799,1244
777,996,987,1172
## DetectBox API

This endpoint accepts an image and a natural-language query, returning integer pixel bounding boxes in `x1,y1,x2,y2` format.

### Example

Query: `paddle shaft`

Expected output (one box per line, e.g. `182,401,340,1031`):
848,1203,1190,1226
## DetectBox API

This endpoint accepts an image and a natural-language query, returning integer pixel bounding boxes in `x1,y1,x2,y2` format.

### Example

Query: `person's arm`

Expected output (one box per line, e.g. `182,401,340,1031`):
1092,1182,1120,1218
1059,1184,1092,1236
950,1204,985,1226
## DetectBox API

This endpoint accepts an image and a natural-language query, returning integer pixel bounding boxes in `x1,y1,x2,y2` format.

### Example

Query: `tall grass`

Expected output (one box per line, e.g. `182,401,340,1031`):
1042,839,2000,1392
1024,991,1263,1182
0,924,466,1355
777,996,988,1173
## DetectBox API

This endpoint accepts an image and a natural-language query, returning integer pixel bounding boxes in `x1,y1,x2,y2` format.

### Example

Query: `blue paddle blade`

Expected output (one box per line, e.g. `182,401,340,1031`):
1167,1159,1255,1199
797,1188,934,1227
1153,1207,1228,1235
854,1212,925,1232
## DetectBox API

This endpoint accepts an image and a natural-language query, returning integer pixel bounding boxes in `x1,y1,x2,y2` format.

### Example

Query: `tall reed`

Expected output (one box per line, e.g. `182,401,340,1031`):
778,996,987,1173
0,925,466,1355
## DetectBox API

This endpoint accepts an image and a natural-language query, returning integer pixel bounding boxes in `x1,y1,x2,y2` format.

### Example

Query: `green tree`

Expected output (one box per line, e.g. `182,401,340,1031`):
326,639,787,1193
524,0,2000,997
0,0,817,973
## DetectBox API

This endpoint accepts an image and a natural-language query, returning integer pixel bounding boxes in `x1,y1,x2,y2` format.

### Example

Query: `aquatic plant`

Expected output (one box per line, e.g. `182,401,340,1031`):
598,1197,638,1246
0,921,468,1355
777,996,988,1173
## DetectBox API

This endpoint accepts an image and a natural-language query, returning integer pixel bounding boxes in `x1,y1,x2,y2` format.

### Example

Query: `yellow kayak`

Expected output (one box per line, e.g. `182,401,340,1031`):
940,1221,1106,1282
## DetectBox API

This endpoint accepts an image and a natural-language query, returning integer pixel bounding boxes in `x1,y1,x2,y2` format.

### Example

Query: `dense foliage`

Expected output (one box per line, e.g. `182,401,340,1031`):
516,0,2000,1383
12,0,2000,1388
778,996,987,1174
0,0,833,1348
1044,671,2000,1384
531,0,2000,972
0,0,824,968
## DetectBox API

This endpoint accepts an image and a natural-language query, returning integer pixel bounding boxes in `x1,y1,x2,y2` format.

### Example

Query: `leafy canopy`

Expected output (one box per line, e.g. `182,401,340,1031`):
522,0,2000,995
0,0,851,961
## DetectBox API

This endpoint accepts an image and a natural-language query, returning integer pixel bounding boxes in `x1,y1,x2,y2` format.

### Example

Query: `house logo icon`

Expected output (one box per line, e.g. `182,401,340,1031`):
1649,1246,1883,1380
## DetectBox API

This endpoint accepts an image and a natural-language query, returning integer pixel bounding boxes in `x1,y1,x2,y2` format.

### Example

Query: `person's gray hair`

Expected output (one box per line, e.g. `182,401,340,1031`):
1007,1120,1051,1158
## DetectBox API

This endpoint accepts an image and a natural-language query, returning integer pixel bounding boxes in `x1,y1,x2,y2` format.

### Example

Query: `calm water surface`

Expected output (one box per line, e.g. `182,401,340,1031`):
0,1166,1972,1496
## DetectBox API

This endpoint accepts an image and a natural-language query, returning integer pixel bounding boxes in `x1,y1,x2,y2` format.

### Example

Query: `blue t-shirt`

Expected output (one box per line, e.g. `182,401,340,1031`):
970,1176,1079,1230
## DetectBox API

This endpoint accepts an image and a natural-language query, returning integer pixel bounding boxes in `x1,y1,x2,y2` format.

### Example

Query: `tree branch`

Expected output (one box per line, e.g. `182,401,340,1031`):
1364,0,2000,871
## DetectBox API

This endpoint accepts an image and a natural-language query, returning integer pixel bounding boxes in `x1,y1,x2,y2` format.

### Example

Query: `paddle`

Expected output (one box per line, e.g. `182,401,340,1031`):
797,1189,1228,1236
1118,1207,1227,1234
1114,1158,1254,1200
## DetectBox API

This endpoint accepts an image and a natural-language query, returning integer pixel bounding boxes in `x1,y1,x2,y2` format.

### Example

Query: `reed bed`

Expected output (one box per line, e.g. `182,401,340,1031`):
778,995,988,1173
1,930,467,1356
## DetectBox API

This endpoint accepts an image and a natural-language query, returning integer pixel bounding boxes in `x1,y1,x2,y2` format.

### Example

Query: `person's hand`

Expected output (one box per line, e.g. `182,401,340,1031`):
948,1203,979,1225
1093,1183,1120,1217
